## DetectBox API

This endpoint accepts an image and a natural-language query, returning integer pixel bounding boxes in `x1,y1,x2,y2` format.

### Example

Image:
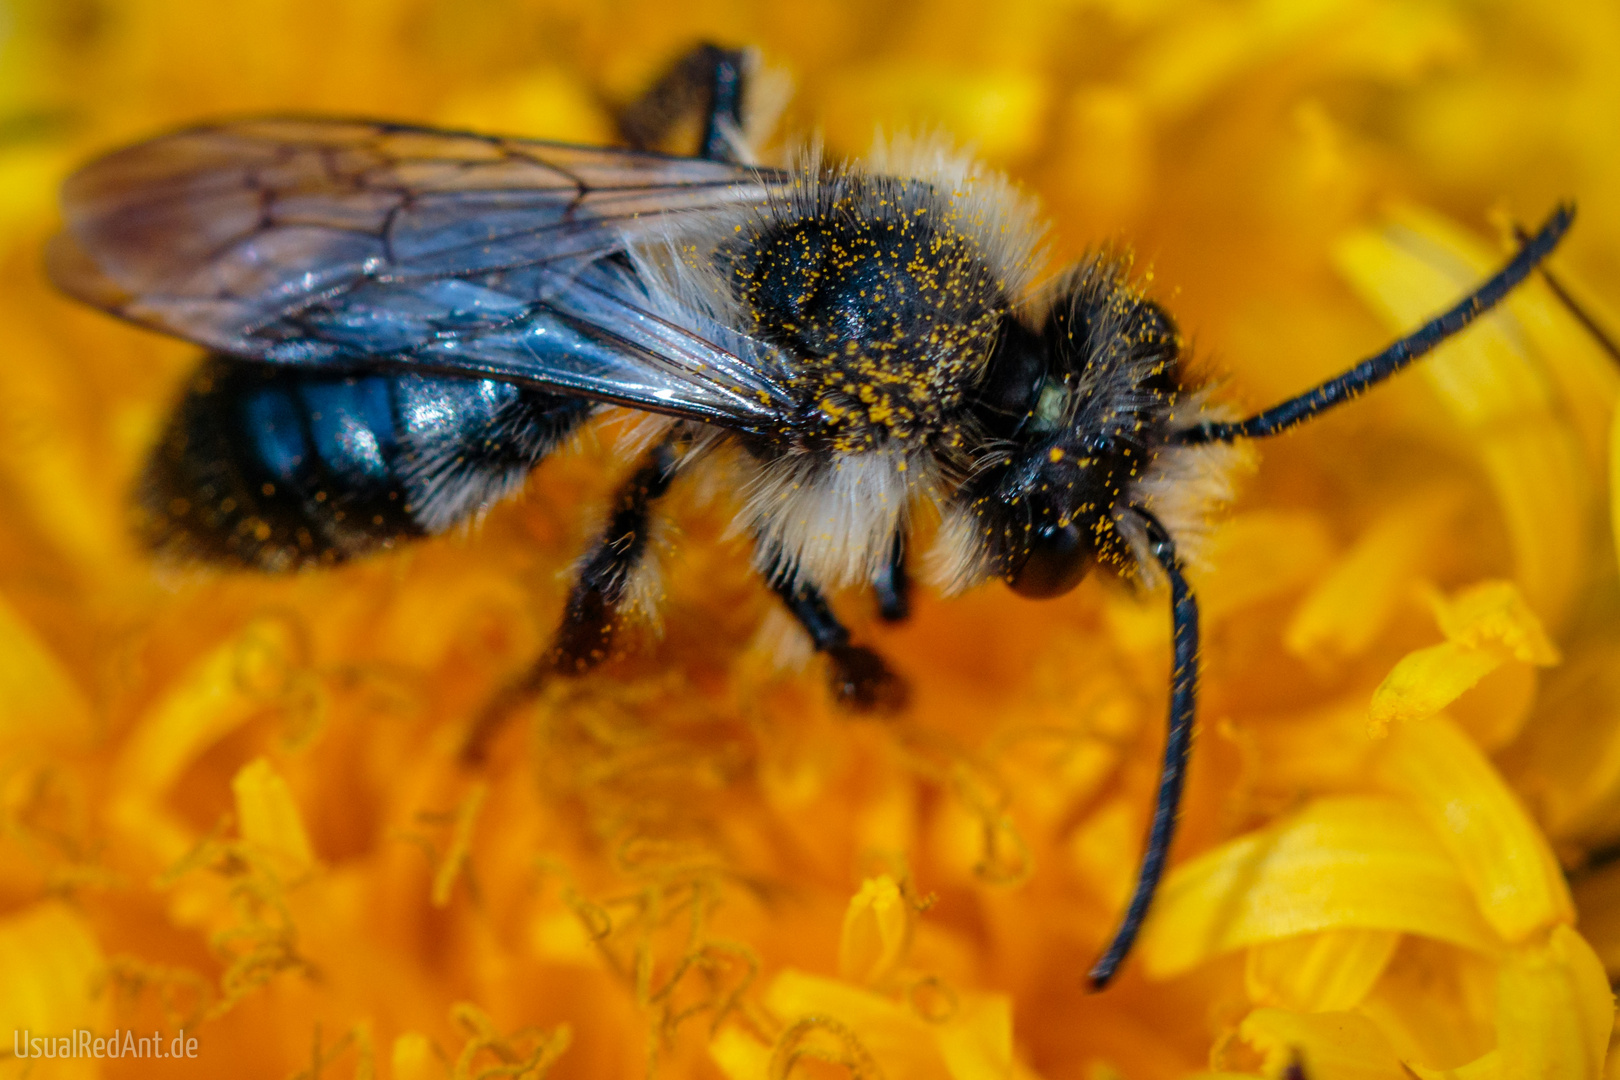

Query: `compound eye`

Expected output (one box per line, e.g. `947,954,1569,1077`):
1008,520,1092,598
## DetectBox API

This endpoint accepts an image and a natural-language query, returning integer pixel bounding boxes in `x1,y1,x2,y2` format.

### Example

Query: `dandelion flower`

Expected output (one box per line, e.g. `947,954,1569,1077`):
1,2,1617,1079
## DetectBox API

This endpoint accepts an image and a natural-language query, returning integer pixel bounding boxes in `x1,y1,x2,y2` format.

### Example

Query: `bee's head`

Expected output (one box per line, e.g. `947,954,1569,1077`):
946,255,1181,598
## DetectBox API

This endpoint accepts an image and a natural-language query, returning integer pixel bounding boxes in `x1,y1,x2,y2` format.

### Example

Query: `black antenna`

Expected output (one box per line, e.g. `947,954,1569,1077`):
1088,507,1199,989
1175,204,1575,446
1088,204,1577,988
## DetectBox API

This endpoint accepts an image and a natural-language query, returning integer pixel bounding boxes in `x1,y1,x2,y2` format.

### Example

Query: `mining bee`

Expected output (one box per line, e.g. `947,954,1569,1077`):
47,44,1573,986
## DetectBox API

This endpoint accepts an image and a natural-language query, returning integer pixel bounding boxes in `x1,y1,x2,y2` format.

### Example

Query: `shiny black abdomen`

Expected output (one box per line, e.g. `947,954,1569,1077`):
139,354,592,570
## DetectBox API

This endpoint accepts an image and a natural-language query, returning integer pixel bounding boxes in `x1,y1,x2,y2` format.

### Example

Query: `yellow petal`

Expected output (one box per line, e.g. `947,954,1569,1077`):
1368,642,1503,729
1239,698,1384,794
934,996,1019,1080
1445,657,1539,752
1494,643,1620,841
1140,795,1496,979
1430,581,1560,666
1395,582,1553,747
0,319,130,575
839,875,914,987
1368,577,1560,739
1487,223,1620,472
1372,714,1572,941
0,902,108,1049
1324,3,1471,83
1493,926,1613,1080
110,615,305,864
391,1032,438,1080
232,757,316,879
1357,938,1497,1071
1284,502,1442,665
1068,797,1141,912
1244,928,1400,1013
764,970,945,1079
710,1025,774,1080
1334,210,1590,627
0,590,92,751
1236,1007,1409,1080
1196,511,1335,623
758,969,1024,1080
1405,1050,1503,1080
1126,0,1349,117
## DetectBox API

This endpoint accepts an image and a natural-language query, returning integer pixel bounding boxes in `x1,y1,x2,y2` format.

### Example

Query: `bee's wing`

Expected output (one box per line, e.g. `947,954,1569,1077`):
49,117,794,426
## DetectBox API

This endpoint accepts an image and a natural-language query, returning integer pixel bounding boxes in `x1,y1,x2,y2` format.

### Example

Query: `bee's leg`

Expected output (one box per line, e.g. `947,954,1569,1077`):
766,569,910,713
461,438,679,764
1088,507,1198,989
549,439,679,673
617,43,748,164
871,534,911,623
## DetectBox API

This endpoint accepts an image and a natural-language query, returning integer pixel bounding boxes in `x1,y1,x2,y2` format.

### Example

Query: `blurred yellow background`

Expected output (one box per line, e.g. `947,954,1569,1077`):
2,1,1619,1078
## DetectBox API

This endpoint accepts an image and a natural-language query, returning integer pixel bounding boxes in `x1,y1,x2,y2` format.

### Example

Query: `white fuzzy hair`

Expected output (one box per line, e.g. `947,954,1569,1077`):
924,501,992,596
734,448,942,588
613,135,1052,593
1118,391,1256,587
862,130,1047,299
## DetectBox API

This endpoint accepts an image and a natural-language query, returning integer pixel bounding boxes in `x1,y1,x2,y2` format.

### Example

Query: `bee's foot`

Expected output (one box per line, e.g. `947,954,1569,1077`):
825,644,909,713
872,542,911,623
875,587,910,623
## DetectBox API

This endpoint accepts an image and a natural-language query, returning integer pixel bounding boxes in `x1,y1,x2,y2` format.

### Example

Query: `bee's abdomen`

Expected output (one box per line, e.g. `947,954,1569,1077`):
138,354,591,570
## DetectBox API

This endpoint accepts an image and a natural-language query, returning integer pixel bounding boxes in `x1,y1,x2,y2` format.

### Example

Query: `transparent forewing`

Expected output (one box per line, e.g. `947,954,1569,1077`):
49,117,794,426
288,261,795,424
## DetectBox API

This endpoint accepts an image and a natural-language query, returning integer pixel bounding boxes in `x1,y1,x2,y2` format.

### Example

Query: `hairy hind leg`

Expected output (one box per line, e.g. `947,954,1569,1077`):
461,48,756,764
462,439,678,763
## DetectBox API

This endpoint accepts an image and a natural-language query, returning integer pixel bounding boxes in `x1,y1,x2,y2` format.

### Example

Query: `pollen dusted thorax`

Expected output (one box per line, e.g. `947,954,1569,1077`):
724,171,1011,456
655,146,1235,597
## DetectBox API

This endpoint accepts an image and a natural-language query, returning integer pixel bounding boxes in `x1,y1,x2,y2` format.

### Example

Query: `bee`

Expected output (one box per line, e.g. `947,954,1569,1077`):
47,44,1573,988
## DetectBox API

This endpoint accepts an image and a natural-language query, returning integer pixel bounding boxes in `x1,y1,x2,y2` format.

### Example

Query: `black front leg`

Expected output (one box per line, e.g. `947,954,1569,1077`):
767,571,909,713
462,439,678,763
617,43,750,164
871,534,911,623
